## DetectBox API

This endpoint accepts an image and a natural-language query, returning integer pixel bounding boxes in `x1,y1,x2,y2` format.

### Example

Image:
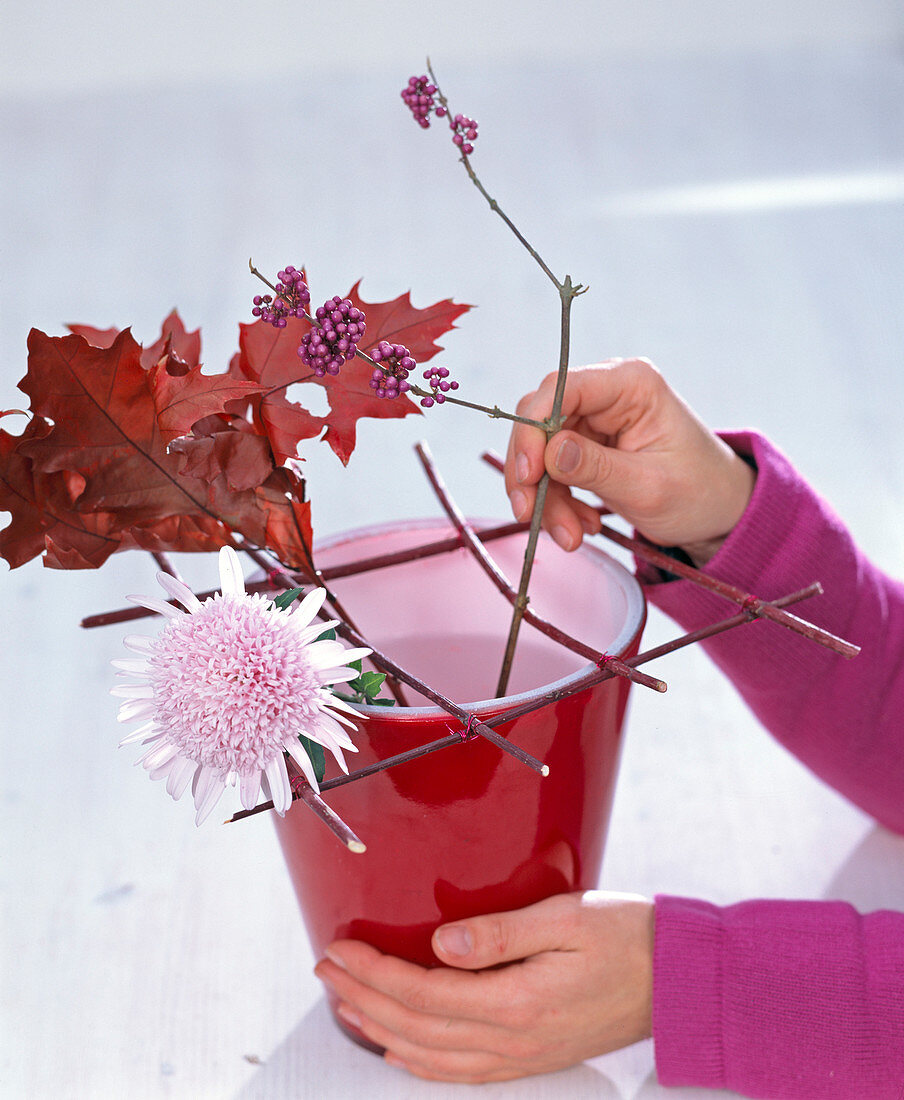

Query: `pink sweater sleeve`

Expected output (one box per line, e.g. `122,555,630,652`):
642,432,904,1096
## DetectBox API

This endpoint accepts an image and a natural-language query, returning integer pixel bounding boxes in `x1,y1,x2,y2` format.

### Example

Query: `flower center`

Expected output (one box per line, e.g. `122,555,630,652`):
148,595,324,775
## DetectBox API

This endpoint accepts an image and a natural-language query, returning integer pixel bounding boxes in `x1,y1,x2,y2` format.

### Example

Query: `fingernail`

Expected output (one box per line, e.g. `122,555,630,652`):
509,490,529,520
555,439,580,474
325,948,347,971
552,525,574,550
337,1003,362,1030
435,924,473,957
515,452,529,483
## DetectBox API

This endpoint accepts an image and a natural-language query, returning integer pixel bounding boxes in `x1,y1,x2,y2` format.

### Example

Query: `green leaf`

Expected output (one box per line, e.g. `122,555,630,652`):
271,587,305,612
298,735,326,784
358,670,387,698
315,626,337,642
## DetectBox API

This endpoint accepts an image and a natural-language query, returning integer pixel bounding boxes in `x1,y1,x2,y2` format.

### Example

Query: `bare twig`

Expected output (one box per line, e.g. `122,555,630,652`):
414,440,665,693
285,761,366,853
225,582,822,824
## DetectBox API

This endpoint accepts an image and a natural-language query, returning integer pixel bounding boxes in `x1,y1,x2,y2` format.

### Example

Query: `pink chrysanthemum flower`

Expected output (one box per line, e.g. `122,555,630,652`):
111,546,371,825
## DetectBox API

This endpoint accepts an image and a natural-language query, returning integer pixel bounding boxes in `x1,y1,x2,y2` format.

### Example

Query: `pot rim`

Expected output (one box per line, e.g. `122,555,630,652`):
316,516,646,719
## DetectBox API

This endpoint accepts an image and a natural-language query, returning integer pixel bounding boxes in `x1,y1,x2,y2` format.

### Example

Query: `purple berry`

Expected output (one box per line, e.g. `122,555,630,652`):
299,296,367,378
421,363,459,406
368,340,417,399
250,265,311,328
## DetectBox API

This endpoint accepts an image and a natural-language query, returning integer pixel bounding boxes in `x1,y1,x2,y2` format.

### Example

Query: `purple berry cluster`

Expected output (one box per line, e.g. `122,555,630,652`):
252,266,310,328
450,113,478,156
369,341,416,399
298,296,366,377
402,75,479,156
401,75,447,129
421,365,459,407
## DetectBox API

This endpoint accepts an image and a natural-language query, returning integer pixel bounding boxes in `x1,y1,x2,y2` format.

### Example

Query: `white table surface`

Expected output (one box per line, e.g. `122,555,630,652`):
3,5,904,1097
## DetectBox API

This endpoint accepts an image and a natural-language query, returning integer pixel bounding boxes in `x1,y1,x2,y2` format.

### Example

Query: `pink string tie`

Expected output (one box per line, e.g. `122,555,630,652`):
457,716,479,742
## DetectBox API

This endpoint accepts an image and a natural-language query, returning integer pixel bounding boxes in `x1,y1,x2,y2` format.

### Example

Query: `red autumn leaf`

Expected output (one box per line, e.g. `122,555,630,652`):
140,310,202,371
254,466,316,576
8,328,314,569
1,414,55,568
0,414,135,569
233,281,471,465
346,281,471,364
317,283,470,464
68,312,260,445
170,421,274,492
69,309,202,370
149,352,265,445
231,317,327,465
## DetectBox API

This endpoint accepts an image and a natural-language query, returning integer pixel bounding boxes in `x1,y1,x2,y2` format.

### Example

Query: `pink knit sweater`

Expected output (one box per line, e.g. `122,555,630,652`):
642,432,904,1097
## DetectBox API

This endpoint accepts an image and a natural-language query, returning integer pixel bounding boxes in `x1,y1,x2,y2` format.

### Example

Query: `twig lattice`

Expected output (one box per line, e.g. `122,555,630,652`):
88,450,858,848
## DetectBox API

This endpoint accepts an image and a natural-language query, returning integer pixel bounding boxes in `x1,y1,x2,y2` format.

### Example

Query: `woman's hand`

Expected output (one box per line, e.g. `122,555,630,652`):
506,358,755,564
315,891,654,1084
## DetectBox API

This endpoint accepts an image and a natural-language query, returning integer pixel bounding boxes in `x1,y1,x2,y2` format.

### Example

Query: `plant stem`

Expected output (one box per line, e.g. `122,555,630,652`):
495,276,582,696
415,440,666,693
426,61,565,294
225,582,823,824
249,259,546,430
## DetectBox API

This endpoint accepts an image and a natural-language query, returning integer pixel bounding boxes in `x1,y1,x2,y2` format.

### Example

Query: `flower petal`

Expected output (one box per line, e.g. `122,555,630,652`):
239,769,262,811
218,545,245,598
122,634,156,654
265,753,293,812
166,756,196,800
156,571,203,613
116,699,155,723
111,658,150,674
291,586,328,629
285,740,320,789
126,595,184,620
118,721,159,746
194,775,227,826
110,683,155,699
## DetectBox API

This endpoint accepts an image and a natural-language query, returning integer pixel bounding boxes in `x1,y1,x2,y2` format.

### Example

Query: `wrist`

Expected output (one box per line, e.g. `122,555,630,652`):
679,449,757,567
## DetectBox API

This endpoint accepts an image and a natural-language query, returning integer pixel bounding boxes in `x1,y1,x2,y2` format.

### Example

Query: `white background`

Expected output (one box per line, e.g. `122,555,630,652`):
2,2,904,1097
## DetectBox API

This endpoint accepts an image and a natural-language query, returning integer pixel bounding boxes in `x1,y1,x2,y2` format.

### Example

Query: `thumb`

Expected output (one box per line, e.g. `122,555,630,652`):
431,895,572,970
545,430,633,498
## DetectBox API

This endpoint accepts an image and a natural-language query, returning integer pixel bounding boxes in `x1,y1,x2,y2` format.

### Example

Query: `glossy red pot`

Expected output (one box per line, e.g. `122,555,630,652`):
272,518,645,1047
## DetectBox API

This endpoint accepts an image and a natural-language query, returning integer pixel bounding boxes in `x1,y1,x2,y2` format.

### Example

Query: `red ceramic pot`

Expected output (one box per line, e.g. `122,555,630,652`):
272,518,646,1049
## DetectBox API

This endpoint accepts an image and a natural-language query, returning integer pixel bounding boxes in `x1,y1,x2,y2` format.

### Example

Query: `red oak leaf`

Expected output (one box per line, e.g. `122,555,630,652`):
233,282,471,465
0,414,136,569
9,328,313,568
231,316,326,464
69,309,202,370
68,312,261,445
149,351,265,445
170,421,274,492
319,283,470,464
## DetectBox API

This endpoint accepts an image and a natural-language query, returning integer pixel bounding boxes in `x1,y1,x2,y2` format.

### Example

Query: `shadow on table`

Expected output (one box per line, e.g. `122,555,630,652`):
236,996,627,1099
823,825,904,910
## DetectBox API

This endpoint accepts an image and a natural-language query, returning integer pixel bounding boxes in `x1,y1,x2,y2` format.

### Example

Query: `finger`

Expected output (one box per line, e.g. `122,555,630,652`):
317,940,509,1023
505,359,652,513
503,388,548,521
504,372,575,508
545,429,649,510
536,481,590,551
432,894,579,971
334,997,511,1077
